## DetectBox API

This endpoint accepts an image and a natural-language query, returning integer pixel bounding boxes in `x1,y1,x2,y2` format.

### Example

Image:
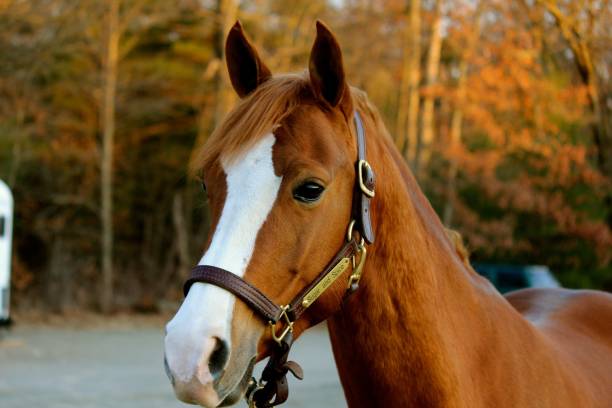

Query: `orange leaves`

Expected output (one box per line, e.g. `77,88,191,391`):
430,1,610,271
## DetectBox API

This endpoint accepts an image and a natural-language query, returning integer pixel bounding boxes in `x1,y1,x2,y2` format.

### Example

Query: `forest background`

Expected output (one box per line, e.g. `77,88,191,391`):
0,0,610,313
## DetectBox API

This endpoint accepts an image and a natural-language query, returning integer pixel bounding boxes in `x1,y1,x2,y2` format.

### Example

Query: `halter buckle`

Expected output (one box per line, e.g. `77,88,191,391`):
269,305,293,345
358,160,375,198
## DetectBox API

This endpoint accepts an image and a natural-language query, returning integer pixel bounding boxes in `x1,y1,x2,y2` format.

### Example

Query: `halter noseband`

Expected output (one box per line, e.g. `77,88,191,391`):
183,111,375,408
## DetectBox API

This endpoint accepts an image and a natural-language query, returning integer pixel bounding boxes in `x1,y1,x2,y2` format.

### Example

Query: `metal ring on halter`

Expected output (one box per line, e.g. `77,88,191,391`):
346,219,356,242
246,378,265,408
346,219,365,247
268,305,293,346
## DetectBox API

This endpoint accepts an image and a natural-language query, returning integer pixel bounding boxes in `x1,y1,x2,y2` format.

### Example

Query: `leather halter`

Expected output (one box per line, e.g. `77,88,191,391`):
183,111,375,408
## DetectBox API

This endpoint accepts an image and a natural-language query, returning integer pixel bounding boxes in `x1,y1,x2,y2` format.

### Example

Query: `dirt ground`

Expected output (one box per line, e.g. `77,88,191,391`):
0,314,346,408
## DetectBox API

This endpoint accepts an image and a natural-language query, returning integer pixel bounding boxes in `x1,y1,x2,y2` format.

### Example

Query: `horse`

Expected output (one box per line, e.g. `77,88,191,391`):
163,21,612,408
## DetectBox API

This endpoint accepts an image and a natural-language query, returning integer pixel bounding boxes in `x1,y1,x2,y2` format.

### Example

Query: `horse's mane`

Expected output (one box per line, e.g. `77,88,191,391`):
350,87,393,143
351,89,476,272
351,91,476,271
445,228,474,270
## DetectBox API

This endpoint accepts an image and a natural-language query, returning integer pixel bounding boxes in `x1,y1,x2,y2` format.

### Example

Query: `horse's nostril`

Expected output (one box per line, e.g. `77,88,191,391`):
209,337,229,380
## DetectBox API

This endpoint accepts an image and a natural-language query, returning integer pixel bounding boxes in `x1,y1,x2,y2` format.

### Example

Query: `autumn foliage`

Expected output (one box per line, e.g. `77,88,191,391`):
0,0,610,312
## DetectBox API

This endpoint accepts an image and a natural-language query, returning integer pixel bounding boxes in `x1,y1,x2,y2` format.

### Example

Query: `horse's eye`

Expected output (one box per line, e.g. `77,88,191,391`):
200,181,207,194
293,181,325,203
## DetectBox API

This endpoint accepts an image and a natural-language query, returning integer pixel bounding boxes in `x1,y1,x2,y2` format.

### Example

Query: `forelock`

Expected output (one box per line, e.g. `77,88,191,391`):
190,73,311,174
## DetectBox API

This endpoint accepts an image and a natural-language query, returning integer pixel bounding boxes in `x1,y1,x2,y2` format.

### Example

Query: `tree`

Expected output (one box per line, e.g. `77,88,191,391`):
533,0,612,228
100,0,119,314
416,0,442,178
3,0,611,314
443,1,483,226
214,0,238,124
396,0,422,165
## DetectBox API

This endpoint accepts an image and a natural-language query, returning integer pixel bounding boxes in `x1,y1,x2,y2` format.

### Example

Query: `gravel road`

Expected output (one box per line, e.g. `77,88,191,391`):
0,320,346,408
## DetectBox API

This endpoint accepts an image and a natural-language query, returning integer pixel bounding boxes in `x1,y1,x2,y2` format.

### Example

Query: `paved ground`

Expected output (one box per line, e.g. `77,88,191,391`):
0,320,346,408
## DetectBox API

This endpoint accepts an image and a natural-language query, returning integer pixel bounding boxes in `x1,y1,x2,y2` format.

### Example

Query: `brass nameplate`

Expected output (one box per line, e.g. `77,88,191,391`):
301,258,351,308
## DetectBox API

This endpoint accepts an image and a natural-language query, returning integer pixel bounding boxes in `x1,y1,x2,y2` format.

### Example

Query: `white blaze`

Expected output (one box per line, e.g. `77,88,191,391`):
164,133,281,383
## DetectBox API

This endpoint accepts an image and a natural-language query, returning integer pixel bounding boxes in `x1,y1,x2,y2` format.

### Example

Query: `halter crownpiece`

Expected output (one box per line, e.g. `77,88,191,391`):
183,110,375,408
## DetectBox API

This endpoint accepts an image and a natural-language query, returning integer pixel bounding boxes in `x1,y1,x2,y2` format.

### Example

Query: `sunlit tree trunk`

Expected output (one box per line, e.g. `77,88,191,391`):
406,0,421,166
396,0,421,165
443,4,482,226
214,0,237,125
192,0,237,153
395,32,409,151
100,0,119,313
442,59,467,227
415,0,442,178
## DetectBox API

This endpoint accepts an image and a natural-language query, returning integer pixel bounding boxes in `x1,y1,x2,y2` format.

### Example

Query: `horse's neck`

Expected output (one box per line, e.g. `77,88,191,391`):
328,129,528,407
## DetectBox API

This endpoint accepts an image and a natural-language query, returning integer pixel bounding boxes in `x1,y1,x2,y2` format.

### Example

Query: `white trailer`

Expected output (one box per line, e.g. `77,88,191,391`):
0,179,13,324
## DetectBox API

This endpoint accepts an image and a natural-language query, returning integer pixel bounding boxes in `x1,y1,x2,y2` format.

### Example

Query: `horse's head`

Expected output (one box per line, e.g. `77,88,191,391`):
164,21,365,407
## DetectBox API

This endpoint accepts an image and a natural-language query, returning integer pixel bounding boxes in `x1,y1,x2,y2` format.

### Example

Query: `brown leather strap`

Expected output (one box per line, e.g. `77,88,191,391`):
250,333,304,408
353,111,376,244
184,266,283,322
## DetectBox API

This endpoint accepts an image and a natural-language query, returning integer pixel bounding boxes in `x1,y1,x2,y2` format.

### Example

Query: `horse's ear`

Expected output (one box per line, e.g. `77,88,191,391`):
309,21,352,113
225,21,272,98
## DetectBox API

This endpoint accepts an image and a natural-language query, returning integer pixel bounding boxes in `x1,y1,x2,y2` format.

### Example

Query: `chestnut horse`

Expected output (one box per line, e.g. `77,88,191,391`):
164,21,612,407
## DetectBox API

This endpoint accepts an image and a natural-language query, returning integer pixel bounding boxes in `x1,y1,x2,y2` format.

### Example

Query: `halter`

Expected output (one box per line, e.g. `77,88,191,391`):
183,111,375,408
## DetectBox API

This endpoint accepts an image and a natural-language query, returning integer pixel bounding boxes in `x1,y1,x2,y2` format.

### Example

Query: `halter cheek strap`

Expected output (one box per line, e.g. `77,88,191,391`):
183,111,375,408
